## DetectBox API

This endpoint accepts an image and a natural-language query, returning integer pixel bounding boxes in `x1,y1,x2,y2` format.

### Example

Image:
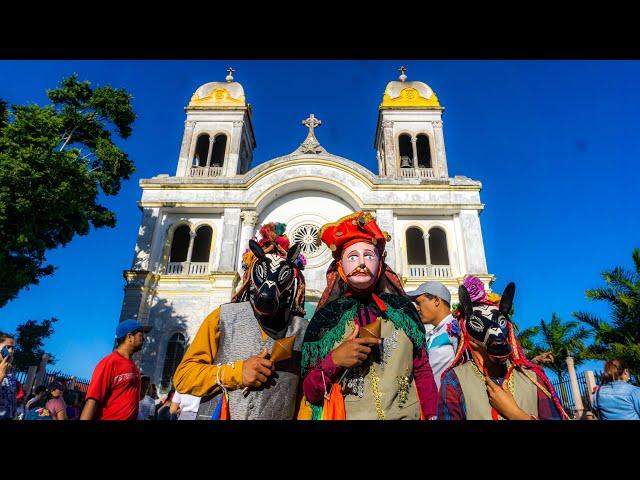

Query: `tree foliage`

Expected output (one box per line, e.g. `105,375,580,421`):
12,317,58,372
518,313,591,379
574,247,640,371
0,75,136,307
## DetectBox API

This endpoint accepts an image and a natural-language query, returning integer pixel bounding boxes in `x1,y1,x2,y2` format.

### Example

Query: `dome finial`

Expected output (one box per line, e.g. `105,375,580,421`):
293,113,325,155
226,67,235,83
398,65,407,82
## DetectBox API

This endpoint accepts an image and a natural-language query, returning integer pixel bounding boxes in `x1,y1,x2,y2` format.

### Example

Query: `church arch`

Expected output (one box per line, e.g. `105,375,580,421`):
211,133,228,166
416,133,432,168
428,226,450,265
190,225,213,263
398,133,413,168
192,134,210,167
168,225,191,263
405,226,427,265
160,332,186,391
254,177,363,213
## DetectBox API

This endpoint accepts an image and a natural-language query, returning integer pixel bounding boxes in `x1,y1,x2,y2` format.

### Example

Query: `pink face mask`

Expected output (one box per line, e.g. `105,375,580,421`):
340,241,380,291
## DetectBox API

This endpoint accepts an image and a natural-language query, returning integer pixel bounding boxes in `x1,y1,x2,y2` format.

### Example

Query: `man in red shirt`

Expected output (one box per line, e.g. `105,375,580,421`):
80,320,151,420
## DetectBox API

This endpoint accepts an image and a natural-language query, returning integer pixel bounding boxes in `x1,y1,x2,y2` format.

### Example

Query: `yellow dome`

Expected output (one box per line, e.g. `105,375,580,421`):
380,80,440,108
188,81,246,108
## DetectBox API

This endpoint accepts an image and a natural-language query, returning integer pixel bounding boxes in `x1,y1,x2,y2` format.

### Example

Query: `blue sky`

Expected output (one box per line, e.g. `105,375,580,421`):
1,60,638,380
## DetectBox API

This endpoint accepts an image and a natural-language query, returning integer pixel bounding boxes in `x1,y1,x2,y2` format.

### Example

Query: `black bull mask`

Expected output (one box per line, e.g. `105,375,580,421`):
458,282,516,361
248,239,302,318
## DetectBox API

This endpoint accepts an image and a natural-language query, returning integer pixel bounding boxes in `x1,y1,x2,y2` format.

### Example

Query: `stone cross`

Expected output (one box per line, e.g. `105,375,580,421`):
302,114,321,136
297,114,324,154
226,67,235,82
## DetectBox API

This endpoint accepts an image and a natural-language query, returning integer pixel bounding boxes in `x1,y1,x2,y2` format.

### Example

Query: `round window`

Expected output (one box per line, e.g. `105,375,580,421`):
291,224,325,258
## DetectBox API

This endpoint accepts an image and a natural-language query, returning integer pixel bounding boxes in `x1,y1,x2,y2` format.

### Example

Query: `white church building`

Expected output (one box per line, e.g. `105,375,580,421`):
119,68,494,391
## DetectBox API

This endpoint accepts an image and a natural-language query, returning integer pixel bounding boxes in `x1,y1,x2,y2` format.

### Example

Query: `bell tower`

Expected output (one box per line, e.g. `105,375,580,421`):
175,68,257,178
374,66,449,179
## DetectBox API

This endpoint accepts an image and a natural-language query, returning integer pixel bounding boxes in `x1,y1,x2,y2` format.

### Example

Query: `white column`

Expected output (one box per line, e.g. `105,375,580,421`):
432,120,448,178
218,208,242,271
176,121,196,176
375,209,396,271
237,211,258,273
185,230,197,272
566,356,584,419
382,121,395,178
423,231,431,270
584,370,597,410
223,121,244,177
411,136,418,169
459,210,488,274
131,207,159,271
452,213,467,276
205,136,215,168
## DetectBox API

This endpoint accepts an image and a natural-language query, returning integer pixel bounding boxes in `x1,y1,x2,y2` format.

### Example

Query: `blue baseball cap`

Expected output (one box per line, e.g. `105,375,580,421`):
115,319,152,340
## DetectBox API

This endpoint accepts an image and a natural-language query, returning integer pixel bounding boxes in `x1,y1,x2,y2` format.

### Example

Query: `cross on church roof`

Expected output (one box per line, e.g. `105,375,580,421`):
226,67,235,82
302,114,321,134
294,113,325,155
399,66,407,82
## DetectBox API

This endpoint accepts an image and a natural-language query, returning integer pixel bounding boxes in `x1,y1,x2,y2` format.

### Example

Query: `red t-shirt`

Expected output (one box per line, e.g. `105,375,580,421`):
85,351,141,420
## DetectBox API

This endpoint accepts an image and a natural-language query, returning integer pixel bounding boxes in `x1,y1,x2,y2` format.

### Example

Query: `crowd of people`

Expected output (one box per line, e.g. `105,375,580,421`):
1,211,639,421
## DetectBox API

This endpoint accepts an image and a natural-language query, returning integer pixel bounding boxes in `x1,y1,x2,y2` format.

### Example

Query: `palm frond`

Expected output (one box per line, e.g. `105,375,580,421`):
632,247,640,276
572,311,604,331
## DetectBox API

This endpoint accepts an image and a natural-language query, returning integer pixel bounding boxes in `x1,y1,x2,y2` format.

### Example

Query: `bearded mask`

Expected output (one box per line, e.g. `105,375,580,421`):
248,239,303,318
458,282,516,361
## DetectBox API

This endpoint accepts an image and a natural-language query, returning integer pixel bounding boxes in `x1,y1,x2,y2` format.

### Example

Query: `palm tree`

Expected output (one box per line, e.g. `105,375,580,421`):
573,247,640,372
517,325,543,359
520,313,591,380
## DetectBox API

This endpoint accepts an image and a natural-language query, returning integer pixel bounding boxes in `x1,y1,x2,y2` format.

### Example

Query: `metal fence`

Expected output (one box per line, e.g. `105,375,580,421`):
14,368,91,394
550,369,640,418
550,371,596,419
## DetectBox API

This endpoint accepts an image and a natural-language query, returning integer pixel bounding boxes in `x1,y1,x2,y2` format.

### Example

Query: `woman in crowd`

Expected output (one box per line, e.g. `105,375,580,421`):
592,359,640,420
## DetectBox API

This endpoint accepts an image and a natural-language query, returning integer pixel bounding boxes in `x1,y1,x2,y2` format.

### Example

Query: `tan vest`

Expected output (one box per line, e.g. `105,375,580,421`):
454,361,539,420
333,319,421,420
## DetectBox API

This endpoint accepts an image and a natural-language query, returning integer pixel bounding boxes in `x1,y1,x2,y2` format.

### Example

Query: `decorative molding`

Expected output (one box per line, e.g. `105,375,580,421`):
240,210,258,226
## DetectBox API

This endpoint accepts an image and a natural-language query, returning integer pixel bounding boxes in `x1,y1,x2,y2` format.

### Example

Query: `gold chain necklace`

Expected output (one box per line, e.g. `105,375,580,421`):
369,363,385,420
471,360,516,395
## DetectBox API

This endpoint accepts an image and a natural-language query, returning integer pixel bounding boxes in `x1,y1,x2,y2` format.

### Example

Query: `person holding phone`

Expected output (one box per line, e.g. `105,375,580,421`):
0,331,17,420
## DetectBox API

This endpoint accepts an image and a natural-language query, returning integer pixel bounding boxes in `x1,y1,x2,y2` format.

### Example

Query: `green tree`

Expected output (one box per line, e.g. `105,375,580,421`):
574,248,640,372
12,317,58,372
521,313,591,379
516,325,542,359
0,74,136,307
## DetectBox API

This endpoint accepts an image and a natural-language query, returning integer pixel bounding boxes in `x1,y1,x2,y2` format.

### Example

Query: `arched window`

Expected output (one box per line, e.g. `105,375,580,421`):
160,333,186,391
193,134,210,167
416,134,431,168
398,134,413,168
191,225,212,263
406,227,427,265
211,134,227,166
169,225,190,263
428,227,450,265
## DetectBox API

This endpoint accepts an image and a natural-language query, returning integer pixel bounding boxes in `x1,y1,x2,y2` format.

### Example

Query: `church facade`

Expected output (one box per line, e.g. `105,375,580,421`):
119,69,494,392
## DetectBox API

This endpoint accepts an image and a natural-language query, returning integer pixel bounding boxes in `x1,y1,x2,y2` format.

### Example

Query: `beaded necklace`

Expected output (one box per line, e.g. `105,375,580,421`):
470,354,516,420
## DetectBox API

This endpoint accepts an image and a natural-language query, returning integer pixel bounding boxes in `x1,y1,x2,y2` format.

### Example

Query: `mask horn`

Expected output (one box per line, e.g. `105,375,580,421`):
458,285,474,320
249,239,267,261
499,282,516,316
287,242,302,264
